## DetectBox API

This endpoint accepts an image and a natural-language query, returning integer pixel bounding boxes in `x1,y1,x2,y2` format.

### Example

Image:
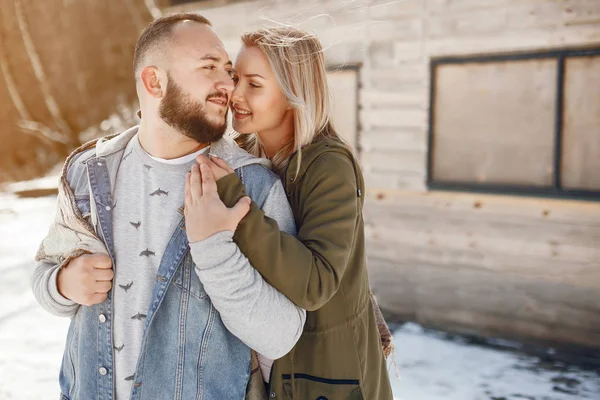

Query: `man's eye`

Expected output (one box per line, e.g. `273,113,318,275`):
204,65,216,70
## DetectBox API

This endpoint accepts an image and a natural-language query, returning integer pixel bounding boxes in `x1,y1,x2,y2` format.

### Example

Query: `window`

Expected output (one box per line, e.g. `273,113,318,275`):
562,56,600,191
427,48,600,199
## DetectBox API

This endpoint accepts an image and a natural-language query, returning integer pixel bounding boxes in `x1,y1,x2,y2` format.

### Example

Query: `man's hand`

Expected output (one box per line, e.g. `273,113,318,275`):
184,163,250,243
57,253,113,306
196,154,234,181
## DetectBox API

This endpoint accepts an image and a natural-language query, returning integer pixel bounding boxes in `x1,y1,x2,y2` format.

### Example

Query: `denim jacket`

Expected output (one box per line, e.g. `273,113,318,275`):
32,127,304,400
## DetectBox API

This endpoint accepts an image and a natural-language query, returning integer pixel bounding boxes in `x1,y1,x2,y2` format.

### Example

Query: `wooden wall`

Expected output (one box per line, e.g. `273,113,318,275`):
365,189,600,348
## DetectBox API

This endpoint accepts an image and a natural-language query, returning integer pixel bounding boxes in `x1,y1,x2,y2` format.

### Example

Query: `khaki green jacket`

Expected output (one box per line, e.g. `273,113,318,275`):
218,140,393,400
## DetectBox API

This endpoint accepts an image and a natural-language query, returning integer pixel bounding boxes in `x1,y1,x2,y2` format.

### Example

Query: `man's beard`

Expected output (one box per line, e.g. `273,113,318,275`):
159,73,228,143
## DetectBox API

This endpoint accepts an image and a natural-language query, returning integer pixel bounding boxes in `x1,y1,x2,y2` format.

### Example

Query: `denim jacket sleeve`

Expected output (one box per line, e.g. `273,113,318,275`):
189,179,306,360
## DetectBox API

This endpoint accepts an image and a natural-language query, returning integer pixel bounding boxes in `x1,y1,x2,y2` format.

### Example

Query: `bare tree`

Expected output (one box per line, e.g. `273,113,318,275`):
0,0,157,182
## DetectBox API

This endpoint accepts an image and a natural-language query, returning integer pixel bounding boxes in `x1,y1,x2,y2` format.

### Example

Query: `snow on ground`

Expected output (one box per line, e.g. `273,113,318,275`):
3,175,60,194
388,323,600,400
0,193,598,400
0,193,69,400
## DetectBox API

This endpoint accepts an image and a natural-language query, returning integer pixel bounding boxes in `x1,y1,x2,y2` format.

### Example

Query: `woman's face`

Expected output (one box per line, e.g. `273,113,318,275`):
230,45,292,136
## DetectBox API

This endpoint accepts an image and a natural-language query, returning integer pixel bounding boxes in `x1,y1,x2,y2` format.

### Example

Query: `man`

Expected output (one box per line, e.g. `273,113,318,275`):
31,13,305,400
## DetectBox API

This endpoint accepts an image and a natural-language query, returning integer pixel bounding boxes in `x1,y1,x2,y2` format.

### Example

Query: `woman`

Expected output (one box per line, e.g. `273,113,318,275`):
191,27,393,399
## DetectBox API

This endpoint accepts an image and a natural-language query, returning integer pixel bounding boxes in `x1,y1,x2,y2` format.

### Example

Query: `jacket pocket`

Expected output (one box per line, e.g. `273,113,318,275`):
59,318,79,398
173,254,208,300
281,374,363,400
74,194,92,221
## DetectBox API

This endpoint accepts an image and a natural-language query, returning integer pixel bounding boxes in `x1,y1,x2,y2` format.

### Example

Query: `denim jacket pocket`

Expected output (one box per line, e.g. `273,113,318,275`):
74,194,92,221
59,317,79,399
173,253,208,300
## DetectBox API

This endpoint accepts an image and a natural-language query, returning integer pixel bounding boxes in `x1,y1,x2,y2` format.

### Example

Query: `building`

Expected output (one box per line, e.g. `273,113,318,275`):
157,0,600,349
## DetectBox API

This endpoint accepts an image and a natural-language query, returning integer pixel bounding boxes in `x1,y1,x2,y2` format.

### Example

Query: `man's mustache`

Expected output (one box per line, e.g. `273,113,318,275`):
136,92,229,119
206,92,228,103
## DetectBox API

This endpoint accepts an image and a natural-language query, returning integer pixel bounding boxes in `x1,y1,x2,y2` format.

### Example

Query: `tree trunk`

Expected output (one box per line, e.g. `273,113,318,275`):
0,0,155,182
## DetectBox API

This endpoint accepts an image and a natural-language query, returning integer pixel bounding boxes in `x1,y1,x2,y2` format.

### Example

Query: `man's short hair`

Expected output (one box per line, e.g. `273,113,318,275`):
133,13,212,76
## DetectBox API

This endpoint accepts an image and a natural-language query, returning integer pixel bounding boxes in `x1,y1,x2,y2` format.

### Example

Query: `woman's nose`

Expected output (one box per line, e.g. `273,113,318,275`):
231,86,244,104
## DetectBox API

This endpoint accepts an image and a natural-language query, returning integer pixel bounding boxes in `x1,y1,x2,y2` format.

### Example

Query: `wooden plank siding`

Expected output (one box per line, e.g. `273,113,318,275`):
364,190,600,348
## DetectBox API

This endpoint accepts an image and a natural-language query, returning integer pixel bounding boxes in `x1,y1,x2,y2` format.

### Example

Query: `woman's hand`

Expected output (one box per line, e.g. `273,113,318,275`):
184,163,250,243
195,154,234,181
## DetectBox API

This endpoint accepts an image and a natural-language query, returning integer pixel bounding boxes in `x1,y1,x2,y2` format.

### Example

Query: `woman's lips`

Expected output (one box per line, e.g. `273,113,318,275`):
234,111,251,120
233,107,252,120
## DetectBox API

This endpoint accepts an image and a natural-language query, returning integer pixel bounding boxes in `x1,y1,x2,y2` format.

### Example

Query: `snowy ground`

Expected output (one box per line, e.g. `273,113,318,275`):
389,323,600,400
0,192,599,400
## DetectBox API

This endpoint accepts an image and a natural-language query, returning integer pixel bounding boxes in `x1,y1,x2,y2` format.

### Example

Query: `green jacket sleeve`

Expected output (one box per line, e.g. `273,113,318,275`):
217,152,359,311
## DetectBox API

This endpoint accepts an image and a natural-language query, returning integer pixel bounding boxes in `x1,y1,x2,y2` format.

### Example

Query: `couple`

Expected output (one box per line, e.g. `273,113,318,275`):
32,12,393,400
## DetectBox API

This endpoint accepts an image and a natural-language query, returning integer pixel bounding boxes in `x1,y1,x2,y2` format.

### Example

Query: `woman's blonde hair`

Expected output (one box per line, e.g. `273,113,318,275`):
236,26,344,176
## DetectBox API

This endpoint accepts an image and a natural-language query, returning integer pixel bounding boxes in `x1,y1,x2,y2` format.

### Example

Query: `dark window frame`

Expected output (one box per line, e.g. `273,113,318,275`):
426,47,600,201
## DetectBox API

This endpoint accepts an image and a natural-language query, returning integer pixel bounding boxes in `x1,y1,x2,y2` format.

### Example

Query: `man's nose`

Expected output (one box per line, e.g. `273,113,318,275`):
215,70,235,95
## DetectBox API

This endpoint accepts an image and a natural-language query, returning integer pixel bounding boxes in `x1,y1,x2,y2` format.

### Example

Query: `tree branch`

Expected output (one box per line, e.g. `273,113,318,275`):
14,0,73,138
18,120,71,146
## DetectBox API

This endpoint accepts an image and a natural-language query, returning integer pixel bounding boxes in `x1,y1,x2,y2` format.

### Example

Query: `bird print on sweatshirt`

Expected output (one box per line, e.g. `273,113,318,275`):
119,281,133,292
139,248,155,257
130,221,141,230
131,312,147,321
150,188,168,197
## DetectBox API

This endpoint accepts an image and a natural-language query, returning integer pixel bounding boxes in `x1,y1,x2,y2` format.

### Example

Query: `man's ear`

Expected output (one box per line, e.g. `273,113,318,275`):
140,66,164,98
